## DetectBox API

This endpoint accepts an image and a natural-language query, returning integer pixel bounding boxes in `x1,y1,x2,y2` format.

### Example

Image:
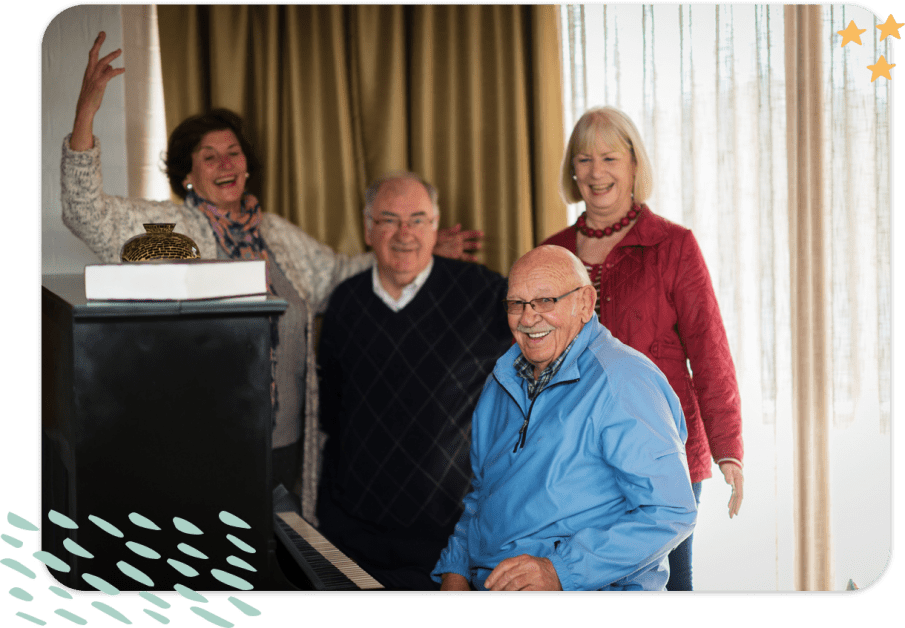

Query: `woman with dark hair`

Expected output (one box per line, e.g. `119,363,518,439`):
542,106,745,591
61,32,475,518
162,108,262,200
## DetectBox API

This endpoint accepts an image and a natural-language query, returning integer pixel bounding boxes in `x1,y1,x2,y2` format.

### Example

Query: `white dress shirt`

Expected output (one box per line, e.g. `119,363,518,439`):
370,258,434,312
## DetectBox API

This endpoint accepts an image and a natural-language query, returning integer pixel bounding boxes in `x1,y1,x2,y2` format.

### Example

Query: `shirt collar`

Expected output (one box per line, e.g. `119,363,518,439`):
371,257,434,312
514,335,579,399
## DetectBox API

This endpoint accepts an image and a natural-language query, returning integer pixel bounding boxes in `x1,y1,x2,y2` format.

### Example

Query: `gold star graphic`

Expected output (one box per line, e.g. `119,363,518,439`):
838,20,867,46
868,55,895,82
876,14,904,41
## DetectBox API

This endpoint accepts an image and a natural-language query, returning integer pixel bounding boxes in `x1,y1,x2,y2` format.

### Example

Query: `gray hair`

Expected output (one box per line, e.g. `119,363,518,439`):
363,171,440,226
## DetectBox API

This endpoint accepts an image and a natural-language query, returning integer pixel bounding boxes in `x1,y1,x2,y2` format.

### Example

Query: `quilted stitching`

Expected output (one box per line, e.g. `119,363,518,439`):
542,209,743,482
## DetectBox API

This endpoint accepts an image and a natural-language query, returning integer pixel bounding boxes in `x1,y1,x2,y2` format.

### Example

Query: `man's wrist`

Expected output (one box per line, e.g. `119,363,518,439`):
440,572,471,591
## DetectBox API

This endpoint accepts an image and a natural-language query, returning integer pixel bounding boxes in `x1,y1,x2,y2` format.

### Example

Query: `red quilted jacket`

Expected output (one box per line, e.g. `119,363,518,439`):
542,207,743,483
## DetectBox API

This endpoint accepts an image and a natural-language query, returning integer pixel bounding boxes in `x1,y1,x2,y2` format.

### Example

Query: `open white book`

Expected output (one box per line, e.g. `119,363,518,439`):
84,259,267,301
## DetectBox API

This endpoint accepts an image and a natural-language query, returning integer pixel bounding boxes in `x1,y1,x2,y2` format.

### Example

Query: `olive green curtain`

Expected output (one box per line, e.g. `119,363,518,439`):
157,5,565,274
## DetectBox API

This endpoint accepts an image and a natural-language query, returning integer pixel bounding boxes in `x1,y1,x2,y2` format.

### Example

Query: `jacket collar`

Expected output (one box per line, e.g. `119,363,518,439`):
615,205,671,248
494,317,603,403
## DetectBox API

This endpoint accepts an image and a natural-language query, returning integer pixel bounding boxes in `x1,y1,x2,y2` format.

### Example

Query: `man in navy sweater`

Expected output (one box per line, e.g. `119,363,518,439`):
315,172,512,590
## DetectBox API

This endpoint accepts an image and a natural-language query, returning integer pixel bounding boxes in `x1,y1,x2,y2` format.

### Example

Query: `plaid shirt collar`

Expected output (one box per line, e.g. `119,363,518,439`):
514,336,578,400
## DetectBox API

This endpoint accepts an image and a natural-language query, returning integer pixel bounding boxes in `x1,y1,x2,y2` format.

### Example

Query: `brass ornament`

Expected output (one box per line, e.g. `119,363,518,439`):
120,223,201,262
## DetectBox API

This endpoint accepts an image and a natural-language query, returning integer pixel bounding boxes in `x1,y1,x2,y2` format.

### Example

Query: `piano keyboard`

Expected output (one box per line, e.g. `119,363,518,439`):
274,511,384,590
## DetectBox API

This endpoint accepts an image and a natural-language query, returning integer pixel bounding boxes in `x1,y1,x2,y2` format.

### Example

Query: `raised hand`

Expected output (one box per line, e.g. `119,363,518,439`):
434,224,485,262
70,31,126,151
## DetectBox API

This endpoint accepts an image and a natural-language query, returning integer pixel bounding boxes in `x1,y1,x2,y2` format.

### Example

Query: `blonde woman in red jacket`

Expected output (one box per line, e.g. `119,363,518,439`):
541,106,744,591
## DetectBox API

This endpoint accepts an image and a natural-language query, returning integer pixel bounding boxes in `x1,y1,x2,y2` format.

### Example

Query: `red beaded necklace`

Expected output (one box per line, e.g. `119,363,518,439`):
576,203,642,238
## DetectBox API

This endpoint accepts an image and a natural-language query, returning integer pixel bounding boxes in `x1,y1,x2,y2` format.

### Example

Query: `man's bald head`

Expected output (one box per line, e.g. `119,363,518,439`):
510,245,593,291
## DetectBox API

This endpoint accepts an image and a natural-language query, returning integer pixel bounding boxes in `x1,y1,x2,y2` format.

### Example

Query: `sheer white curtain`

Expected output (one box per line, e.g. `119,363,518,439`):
819,4,891,595
560,4,890,591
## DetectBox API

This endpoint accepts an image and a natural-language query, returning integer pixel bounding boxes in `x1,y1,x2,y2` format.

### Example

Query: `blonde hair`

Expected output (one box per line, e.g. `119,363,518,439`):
559,107,654,205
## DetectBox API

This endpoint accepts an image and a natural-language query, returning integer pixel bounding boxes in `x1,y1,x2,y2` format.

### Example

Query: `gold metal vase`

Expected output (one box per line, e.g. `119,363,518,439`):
120,223,200,262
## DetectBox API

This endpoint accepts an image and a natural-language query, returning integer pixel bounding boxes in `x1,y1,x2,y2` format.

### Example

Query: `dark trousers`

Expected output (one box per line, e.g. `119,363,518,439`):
666,481,703,591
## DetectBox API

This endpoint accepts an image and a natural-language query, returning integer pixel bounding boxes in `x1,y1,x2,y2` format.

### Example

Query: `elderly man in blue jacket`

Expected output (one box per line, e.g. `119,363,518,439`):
432,245,697,591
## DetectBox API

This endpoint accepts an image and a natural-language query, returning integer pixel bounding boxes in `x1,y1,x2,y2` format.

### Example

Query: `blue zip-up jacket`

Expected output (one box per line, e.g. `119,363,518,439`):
432,318,697,590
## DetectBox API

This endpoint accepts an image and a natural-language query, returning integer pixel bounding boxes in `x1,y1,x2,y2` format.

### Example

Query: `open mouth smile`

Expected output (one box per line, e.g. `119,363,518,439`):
518,326,554,341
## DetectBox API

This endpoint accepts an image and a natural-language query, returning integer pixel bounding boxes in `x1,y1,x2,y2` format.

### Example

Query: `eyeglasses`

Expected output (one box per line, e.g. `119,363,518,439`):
504,287,582,315
368,215,437,231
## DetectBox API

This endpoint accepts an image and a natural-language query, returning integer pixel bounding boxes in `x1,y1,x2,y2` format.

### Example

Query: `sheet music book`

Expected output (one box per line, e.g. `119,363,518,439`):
84,259,267,301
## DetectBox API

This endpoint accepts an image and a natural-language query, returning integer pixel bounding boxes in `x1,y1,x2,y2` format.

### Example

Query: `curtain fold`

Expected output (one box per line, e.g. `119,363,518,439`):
156,5,565,273
120,5,169,201
530,7,571,243
784,4,832,593
156,6,207,120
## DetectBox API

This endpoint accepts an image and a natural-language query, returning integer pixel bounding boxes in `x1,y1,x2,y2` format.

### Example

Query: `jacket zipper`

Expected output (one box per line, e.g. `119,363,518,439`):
511,378,578,453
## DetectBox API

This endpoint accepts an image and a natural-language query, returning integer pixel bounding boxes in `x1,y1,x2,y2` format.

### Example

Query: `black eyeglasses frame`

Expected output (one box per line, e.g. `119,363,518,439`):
504,286,583,315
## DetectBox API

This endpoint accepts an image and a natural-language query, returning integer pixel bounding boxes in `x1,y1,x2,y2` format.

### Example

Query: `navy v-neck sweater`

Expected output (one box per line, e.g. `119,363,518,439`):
316,256,511,588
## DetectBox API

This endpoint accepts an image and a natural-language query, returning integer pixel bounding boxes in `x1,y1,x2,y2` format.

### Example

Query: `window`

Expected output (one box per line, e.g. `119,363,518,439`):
560,4,891,591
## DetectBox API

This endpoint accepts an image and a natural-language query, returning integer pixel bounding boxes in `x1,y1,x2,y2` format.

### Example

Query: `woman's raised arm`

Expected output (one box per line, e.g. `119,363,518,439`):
70,31,125,151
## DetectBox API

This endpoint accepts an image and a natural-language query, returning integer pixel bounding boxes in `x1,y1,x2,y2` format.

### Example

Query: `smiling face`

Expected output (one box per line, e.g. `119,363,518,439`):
365,177,438,298
507,246,596,378
183,130,248,213
572,135,637,224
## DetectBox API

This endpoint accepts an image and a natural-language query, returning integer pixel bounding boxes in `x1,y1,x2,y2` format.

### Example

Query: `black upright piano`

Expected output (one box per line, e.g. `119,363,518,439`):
42,274,382,592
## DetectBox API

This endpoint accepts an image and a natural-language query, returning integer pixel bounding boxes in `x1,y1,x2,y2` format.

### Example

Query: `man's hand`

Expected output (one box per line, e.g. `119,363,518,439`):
483,555,562,591
719,461,744,518
434,224,484,261
440,573,472,591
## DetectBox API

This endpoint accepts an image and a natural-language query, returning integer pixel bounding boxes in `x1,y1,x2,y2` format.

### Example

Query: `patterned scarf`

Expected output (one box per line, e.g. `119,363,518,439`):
190,189,270,263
